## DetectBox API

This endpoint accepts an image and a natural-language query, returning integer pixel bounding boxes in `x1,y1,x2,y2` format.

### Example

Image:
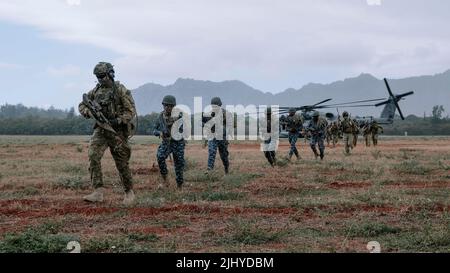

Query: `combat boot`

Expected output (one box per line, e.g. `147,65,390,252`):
311,147,319,159
83,187,104,203
158,175,169,189
224,166,229,175
320,150,324,160
122,190,135,206
176,183,183,191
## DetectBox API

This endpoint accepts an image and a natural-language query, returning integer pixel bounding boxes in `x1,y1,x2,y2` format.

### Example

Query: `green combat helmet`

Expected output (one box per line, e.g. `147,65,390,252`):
211,97,222,106
289,108,296,114
93,62,115,79
162,95,176,106
313,111,320,117
342,111,349,117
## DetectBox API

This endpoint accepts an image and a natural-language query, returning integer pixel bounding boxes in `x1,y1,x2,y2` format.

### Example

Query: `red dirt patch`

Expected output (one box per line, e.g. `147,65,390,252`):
328,182,372,189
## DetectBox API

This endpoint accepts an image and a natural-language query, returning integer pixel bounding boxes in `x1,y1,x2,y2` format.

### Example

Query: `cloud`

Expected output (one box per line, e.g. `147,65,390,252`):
46,64,81,77
0,62,24,70
0,0,449,91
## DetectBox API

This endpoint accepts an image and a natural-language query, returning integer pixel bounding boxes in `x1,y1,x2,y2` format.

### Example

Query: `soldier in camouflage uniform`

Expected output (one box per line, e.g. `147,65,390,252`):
362,121,372,147
352,119,360,147
306,111,327,160
339,111,356,155
370,120,384,146
326,124,332,146
154,95,186,189
284,108,303,160
329,121,340,147
79,62,136,205
203,97,232,174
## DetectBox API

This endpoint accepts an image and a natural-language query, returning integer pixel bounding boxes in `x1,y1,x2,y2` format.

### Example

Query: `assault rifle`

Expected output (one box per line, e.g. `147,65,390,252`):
82,93,118,135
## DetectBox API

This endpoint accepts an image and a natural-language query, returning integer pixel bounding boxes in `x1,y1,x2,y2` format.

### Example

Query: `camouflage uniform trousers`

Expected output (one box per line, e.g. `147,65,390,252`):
364,134,371,147
288,133,299,158
88,128,133,192
372,134,379,146
353,133,358,147
343,133,354,154
310,133,325,158
332,134,339,147
157,140,185,186
207,139,229,171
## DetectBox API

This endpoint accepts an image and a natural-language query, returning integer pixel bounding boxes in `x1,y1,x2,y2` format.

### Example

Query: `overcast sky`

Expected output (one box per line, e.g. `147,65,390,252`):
0,0,449,109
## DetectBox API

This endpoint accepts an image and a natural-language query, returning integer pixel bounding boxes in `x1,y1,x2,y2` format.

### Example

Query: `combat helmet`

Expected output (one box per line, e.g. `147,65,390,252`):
288,108,296,114
342,111,349,117
93,62,115,79
162,95,176,106
312,111,320,117
211,97,222,106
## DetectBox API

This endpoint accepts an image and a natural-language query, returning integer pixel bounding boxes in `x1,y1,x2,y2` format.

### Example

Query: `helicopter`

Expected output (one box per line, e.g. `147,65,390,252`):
275,78,415,138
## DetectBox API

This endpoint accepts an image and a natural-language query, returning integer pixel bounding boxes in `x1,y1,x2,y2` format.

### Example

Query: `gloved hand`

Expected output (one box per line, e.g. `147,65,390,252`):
162,130,171,138
153,130,161,137
81,108,91,118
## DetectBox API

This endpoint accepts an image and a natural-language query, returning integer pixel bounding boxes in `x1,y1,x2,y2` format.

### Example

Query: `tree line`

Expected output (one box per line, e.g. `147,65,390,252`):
1,103,449,135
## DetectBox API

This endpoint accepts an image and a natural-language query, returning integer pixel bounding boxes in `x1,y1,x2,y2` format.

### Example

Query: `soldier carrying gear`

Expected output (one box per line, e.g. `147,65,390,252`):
370,120,384,146
362,121,372,147
339,111,356,155
203,97,232,174
285,108,303,161
307,111,327,160
352,118,360,147
79,62,137,206
154,95,186,189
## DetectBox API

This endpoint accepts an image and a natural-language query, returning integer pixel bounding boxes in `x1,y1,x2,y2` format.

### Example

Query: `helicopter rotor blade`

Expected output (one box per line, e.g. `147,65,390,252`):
384,78,403,119
312,98,332,107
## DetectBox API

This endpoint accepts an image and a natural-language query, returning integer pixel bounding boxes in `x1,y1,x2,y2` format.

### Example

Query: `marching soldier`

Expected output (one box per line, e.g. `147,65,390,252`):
306,111,327,160
352,119,360,147
284,108,303,161
339,111,356,155
370,120,384,146
79,62,137,205
203,97,233,174
329,121,340,147
362,121,372,147
154,95,186,189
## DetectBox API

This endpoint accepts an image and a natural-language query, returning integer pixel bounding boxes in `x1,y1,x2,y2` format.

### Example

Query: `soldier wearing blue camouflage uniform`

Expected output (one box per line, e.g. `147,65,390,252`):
307,111,327,160
203,97,231,174
154,95,185,189
79,62,137,205
285,108,303,160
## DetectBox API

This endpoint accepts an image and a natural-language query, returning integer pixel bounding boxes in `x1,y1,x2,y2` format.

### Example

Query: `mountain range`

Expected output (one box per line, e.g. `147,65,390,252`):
132,70,450,117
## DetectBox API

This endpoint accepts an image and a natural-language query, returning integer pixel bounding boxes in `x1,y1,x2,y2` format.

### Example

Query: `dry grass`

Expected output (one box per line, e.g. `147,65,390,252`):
0,135,449,253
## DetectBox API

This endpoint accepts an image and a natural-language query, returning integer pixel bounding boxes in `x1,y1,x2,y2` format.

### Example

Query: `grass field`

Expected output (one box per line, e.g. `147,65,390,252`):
0,135,449,253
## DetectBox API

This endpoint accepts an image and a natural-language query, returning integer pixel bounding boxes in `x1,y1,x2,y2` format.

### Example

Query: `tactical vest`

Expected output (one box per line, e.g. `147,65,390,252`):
286,114,302,133
92,82,137,135
93,85,118,120
341,118,354,134
160,111,183,141
207,109,228,138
